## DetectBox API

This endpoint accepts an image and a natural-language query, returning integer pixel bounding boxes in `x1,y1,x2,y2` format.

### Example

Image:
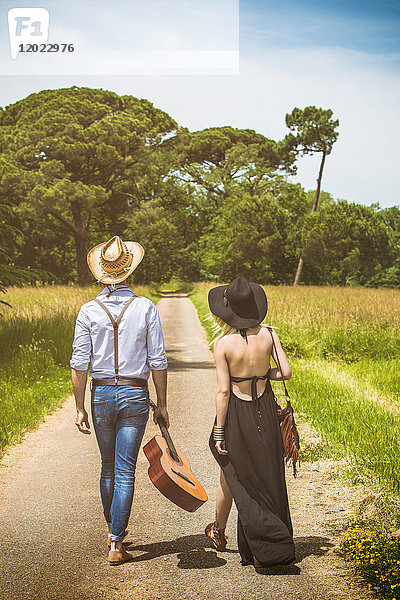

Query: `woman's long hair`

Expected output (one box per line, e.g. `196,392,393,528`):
208,314,237,348
208,313,272,348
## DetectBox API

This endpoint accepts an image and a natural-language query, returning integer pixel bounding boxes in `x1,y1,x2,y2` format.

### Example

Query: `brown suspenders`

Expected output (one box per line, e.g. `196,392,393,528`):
94,296,136,384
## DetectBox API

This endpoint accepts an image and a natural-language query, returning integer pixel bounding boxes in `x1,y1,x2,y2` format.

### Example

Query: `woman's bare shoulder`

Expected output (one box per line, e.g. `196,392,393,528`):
214,335,228,352
261,325,277,338
215,333,242,356
215,333,235,349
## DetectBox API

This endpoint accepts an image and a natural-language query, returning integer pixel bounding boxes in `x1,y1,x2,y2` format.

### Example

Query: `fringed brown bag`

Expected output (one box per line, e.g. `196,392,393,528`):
267,327,300,477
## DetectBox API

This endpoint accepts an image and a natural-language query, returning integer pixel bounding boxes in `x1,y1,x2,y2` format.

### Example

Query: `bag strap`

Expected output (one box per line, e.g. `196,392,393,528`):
94,296,136,383
267,327,289,398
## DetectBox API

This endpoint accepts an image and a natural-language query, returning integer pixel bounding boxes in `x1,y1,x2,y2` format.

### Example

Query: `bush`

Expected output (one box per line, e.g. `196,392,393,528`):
340,495,400,599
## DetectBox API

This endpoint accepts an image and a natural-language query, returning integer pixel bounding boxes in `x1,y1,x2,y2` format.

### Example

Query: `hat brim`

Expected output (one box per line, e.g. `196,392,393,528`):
208,282,267,329
87,241,144,284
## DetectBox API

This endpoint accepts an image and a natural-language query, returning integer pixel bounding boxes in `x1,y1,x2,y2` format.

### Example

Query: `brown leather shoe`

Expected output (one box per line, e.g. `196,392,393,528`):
205,522,227,550
108,547,133,566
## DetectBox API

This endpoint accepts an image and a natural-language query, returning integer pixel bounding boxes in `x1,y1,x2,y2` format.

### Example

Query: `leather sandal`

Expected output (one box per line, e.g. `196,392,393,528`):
108,547,133,566
205,522,227,550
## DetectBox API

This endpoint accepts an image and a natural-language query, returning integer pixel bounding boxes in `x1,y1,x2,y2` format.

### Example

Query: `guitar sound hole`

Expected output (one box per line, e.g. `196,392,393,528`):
167,449,182,465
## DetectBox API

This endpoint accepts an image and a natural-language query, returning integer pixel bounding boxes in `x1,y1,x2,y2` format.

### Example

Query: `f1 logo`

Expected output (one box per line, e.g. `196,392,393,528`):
8,8,50,59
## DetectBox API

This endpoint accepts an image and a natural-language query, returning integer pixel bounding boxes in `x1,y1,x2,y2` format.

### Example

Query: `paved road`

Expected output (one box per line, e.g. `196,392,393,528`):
0,296,371,600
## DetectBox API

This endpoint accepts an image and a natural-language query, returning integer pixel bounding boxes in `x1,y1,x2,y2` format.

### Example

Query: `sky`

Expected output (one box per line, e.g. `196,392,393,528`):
0,0,399,207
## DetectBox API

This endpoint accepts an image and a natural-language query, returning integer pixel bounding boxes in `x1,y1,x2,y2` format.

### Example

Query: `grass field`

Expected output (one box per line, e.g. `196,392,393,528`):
0,284,159,455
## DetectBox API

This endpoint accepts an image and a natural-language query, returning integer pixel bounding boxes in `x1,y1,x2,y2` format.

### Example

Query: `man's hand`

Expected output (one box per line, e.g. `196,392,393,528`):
71,368,89,434
215,440,228,455
75,409,91,434
153,406,170,429
151,368,168,428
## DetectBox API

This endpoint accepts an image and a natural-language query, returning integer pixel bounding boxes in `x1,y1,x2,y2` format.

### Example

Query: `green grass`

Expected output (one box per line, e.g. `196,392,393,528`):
0,284,159,455
192,283,400,363
346,358,400,405
189,285,217,343
157,278,194,294
289,358,400,493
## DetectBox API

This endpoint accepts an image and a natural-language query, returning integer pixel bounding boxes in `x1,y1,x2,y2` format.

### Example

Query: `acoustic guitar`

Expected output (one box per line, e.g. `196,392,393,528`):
143,401,208,512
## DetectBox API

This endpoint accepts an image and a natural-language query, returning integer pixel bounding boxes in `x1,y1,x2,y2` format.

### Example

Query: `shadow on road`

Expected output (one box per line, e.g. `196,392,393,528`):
165,354,215,372
244,535,332,577
126,533,330,573
254,564,301,576
127,533,236,569
160,292,189,298
294,535,334,561
177,548,227,569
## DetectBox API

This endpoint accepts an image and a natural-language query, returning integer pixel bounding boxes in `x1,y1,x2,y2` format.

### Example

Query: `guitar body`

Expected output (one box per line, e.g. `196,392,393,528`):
143,435,208,512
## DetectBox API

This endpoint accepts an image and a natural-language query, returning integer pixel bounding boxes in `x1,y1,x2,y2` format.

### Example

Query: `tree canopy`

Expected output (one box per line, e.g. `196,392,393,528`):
0,88,398,289
0,87,177,285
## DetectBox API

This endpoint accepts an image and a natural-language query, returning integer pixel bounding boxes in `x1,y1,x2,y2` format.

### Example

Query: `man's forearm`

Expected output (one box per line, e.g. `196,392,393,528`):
71,368,88,411
151,368,167,408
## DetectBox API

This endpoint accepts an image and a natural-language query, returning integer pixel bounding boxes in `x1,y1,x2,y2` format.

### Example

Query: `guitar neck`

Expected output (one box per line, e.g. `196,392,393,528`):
158,422,180,462
149,400,180,463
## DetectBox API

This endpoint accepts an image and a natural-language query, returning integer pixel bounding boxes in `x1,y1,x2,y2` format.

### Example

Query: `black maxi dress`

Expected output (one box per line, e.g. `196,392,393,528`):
209,375,296,566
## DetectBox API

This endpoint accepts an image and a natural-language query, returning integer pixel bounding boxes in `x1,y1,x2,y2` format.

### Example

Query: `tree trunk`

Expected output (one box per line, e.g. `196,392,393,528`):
311,151,326,214
74,228,90,286
293,255,304,286
71,201,91,286
293,151,327,285
48,207,90,285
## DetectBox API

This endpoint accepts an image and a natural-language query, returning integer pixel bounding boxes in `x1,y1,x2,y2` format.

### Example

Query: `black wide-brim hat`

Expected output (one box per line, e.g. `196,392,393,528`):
208,277,267,330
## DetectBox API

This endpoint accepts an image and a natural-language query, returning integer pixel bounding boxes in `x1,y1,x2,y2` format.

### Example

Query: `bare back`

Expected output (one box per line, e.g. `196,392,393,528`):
217,326,272,400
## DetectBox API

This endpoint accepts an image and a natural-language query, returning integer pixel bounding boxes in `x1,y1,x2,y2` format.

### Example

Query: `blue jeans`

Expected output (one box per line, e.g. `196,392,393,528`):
91,385,150,542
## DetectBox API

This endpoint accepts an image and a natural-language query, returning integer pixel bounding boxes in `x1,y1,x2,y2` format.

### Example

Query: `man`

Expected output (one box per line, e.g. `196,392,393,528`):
70,236,169,566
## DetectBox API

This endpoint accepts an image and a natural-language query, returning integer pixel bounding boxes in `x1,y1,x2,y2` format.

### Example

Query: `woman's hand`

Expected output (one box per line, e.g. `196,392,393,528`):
215,440,228,455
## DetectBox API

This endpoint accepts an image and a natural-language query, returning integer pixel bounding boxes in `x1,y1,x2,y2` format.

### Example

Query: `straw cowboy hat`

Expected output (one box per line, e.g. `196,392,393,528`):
208,277,267,330
87,236,144,284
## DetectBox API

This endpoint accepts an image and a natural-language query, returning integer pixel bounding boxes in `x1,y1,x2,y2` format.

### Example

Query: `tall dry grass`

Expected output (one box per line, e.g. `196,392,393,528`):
193,282,400,359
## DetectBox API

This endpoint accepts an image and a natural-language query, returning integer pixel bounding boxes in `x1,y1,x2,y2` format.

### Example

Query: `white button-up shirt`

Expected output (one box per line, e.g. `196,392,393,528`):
70,286,167,379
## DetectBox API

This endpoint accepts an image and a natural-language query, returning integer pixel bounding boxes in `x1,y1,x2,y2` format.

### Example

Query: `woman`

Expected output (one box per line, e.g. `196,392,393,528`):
205,277,296,567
